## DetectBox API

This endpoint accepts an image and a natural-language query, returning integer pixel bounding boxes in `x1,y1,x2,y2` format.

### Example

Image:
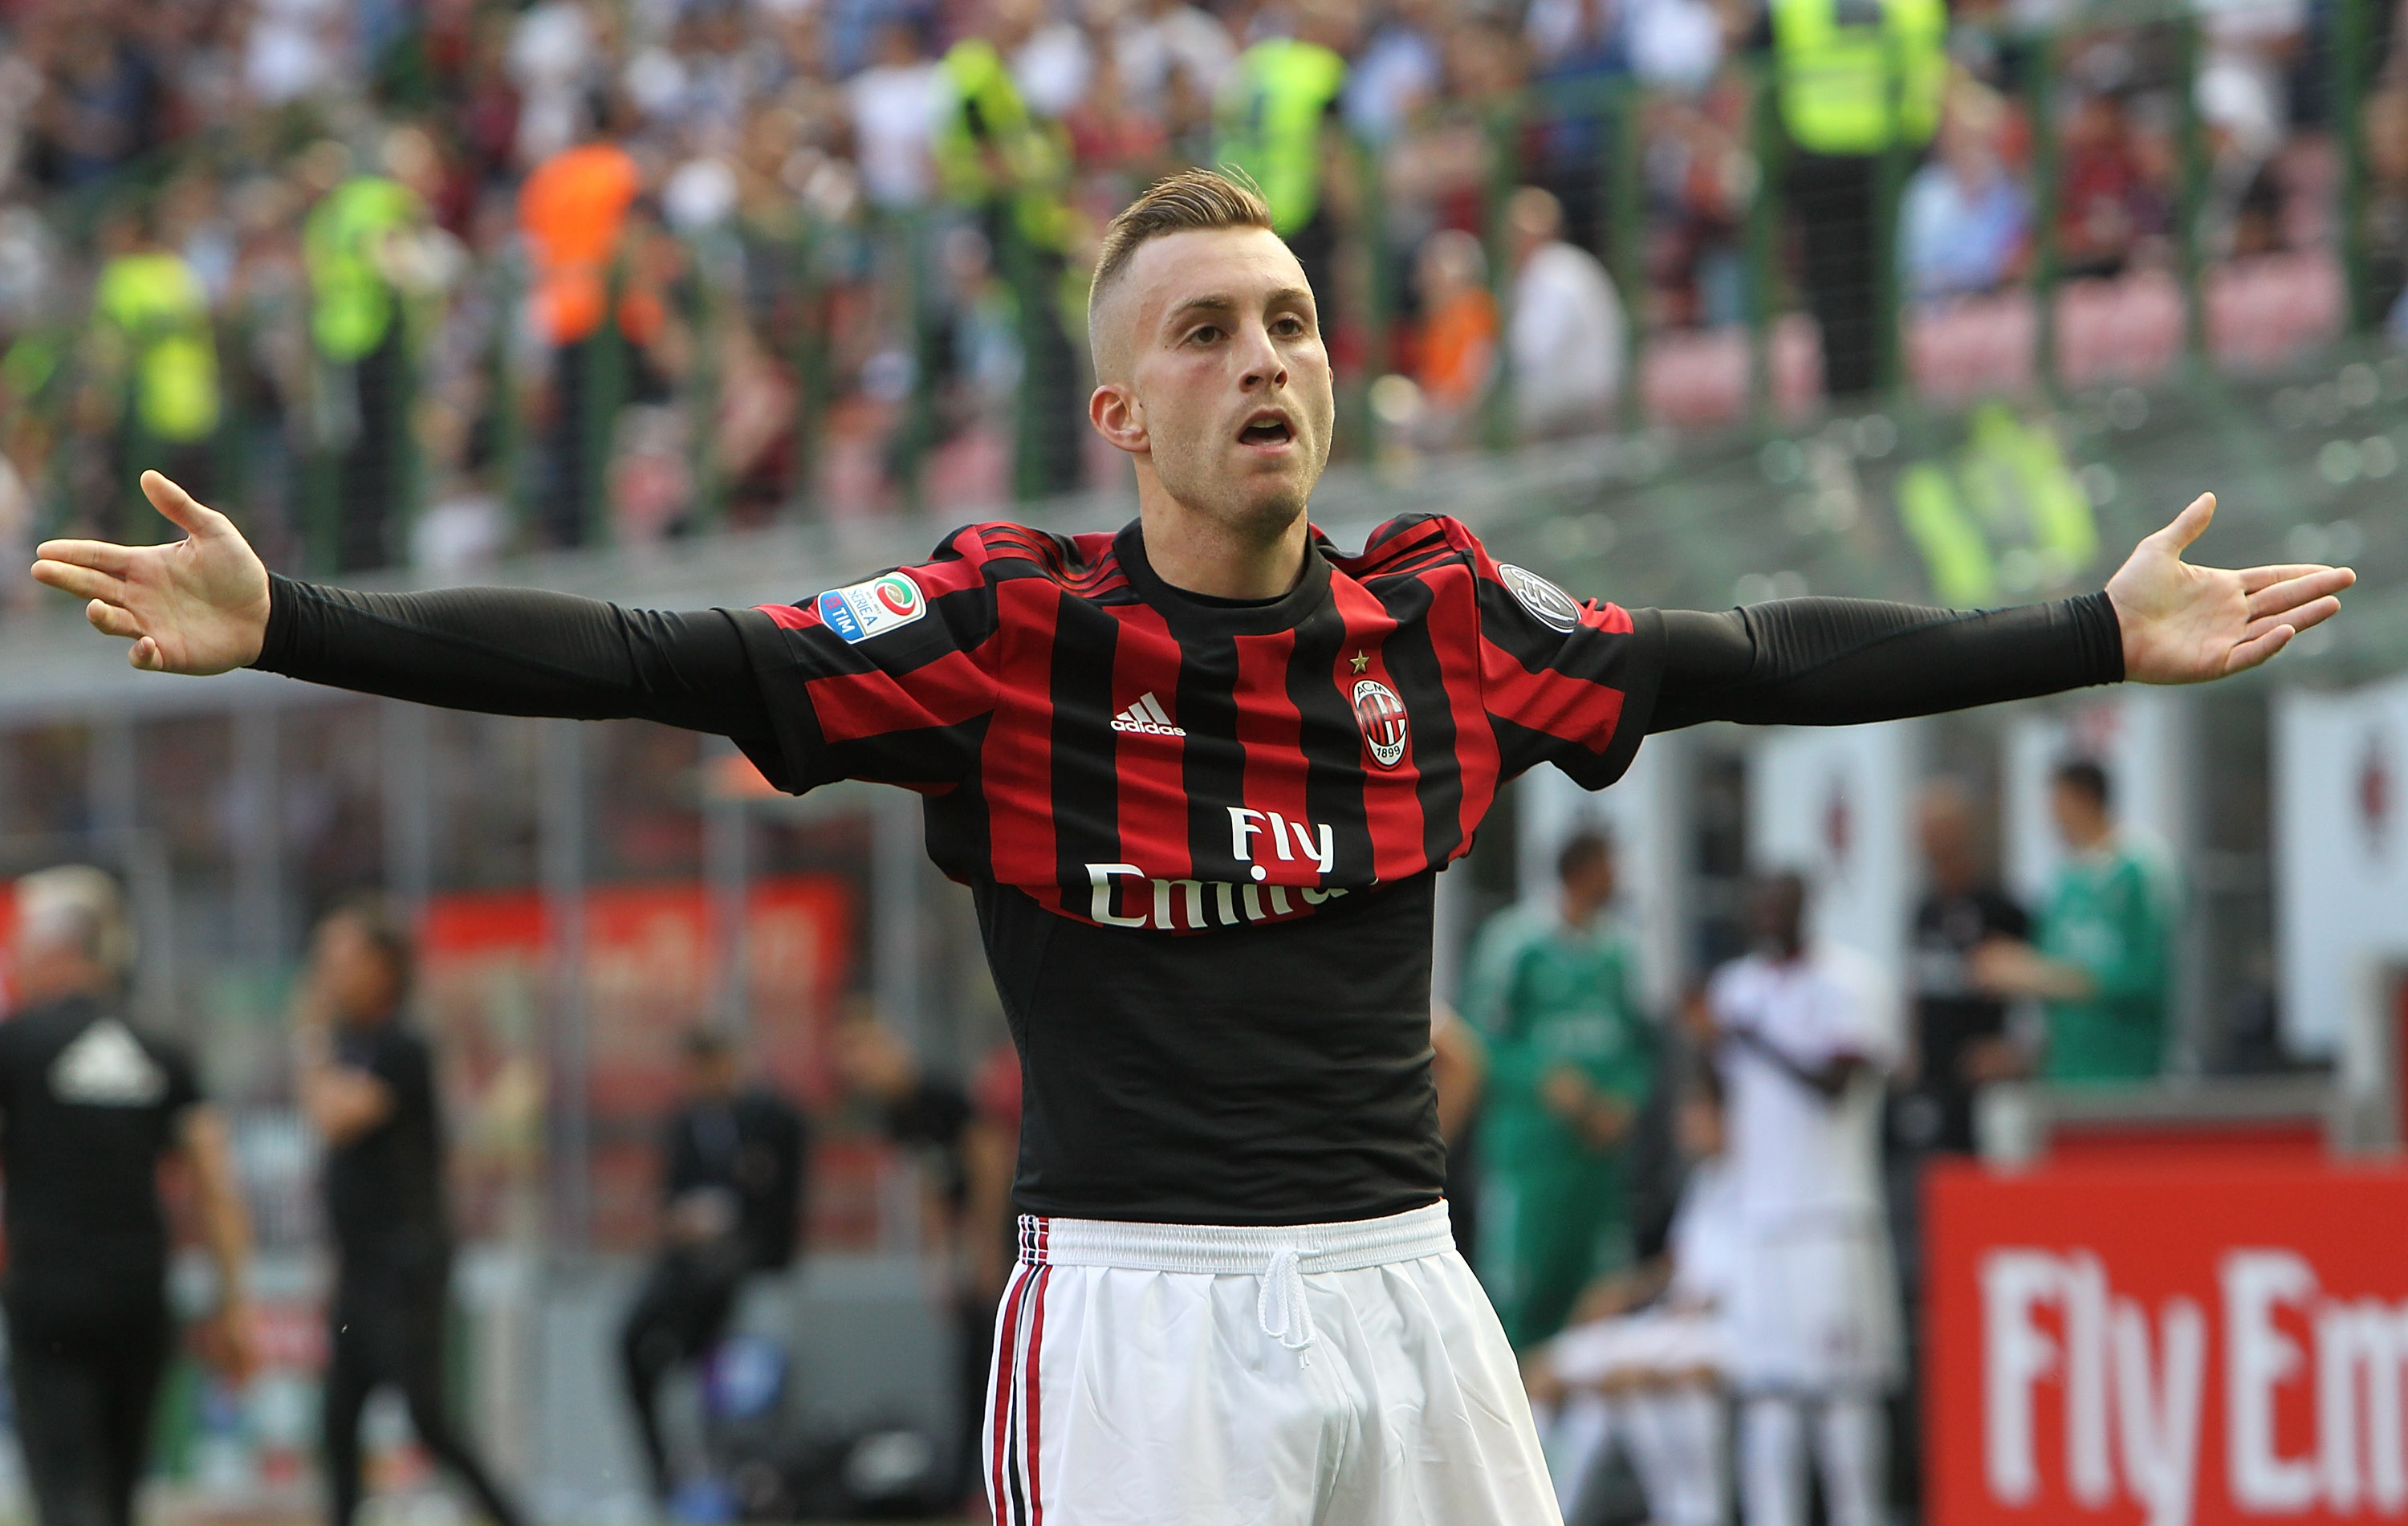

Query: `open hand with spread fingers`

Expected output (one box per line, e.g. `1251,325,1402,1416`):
29,471,272,675
2105,492,2355,682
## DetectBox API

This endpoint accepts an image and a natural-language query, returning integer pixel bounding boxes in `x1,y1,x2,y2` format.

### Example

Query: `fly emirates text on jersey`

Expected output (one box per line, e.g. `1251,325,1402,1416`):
1085,808,1347,930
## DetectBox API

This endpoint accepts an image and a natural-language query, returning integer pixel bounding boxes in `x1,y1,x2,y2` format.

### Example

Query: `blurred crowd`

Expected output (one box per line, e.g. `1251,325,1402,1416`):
0,0,2398,576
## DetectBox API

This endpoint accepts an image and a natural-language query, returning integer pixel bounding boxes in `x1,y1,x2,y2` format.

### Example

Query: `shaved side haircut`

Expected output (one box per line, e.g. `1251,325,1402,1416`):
1088,169,1278,375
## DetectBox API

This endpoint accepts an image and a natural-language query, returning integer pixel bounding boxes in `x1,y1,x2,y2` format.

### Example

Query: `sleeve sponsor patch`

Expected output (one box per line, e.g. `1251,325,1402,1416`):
815,570,928,643
1496,563,1582,633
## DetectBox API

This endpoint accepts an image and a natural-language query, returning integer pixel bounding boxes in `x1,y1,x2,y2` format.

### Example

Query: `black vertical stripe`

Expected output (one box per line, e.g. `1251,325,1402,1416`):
1283,597,1377,888
1177,629,1250,888
1368,574,1466,871
1048,599,1122,910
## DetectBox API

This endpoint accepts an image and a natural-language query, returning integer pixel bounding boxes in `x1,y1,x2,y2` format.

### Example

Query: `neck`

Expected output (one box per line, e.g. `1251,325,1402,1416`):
1560,893,1602,930
1135,472,1309,600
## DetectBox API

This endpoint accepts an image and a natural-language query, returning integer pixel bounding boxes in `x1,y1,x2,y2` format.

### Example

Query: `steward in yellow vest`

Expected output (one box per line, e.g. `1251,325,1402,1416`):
934,36,1073,253
1770,0,1946,157
934,10,1084,497
1214,38,1347,238
1765,0,1947,397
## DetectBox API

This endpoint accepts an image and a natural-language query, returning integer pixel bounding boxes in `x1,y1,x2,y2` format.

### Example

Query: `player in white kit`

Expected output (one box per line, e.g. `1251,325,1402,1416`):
1525,1065,1742,1526
1708,873,1902,1526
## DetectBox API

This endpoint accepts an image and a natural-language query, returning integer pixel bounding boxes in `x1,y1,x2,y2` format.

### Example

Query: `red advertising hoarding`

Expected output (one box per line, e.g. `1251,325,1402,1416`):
1926,1161,2408,1526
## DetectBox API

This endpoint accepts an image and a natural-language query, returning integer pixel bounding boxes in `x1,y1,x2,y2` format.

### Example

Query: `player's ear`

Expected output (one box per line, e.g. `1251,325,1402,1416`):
1089,382,1148,456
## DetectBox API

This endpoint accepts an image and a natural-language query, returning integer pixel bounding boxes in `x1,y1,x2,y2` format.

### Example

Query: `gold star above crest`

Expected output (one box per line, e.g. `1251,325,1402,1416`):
1349,651,1370,673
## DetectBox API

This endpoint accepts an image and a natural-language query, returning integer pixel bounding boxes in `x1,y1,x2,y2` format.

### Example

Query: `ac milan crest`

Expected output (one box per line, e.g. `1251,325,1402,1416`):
1352,678,1410,769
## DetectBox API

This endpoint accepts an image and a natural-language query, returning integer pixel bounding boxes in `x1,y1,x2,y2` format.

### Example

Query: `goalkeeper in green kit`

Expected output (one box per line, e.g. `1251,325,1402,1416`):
1460,831,1657,1349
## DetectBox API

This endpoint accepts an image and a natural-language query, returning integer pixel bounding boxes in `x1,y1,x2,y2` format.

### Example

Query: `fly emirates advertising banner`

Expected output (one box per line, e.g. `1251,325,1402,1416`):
1927,1162,2408,1526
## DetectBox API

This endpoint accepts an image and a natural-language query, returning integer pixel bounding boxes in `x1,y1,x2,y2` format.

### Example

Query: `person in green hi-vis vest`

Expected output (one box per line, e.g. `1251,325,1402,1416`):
88,208,221,543
303,128,448,572
1460,830,1657,1350
1973,758,2177,1083
1214,0,1352,306
934,0,1086,499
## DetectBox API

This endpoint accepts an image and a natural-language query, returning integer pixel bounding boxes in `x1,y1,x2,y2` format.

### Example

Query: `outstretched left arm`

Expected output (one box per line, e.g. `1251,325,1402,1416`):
1645,493,2353,733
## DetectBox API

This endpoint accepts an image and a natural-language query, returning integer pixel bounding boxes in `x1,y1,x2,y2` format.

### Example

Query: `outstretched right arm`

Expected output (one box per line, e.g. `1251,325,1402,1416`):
32,471,775,743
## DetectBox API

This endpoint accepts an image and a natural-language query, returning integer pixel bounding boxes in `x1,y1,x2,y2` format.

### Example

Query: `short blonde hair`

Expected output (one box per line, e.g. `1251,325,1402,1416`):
1091,169,1275,307
17,865,134,975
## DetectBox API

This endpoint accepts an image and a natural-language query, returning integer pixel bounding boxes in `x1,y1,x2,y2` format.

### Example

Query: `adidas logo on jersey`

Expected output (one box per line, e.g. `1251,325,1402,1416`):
49,1018,167,1107
1112,693,1186,737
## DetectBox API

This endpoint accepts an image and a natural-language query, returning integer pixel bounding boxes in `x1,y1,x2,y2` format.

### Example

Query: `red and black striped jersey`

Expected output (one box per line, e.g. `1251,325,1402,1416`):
733,513,1666,1225
745,514,1662,933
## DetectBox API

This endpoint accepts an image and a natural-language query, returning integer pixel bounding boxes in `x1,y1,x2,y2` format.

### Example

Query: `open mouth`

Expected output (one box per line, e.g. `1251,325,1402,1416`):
1239,413,1296,448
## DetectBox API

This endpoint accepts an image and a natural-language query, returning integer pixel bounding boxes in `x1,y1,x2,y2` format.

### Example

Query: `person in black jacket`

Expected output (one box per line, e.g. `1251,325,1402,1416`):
295,896,524,1526
0,866,253,1526
620,1028,807,1504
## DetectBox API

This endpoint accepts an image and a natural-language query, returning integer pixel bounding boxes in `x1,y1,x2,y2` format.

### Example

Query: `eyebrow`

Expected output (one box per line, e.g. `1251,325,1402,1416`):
1161,287,1317,329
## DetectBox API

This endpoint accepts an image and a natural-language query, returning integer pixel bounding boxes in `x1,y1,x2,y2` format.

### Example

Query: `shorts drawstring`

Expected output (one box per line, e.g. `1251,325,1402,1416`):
1258,1244,1317,1356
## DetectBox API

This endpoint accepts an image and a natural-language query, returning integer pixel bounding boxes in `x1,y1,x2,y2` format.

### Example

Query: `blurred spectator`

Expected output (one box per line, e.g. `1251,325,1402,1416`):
1217,0,1354,303
295,896,527,1526
0,866,254,1526
518,119,653,547
1114,0,1239,112
619,1028,808,1508
2369,85,2408,329
1347,0,1445,146
1505,185,1625,439
1410,226,1498,446
833,1011,1012,1507
1972,759,2177,1084
1625,0,1731,92
1524,0,1621,79
508,0,604,169
1894,779,2029,1157
2056,92,2164,279
848,21,942,211
1011,0,1096,120
2195,53,2289,259
244,0,344,108
1064,41,1173,191
1522,0,1620,250
1643,87,1756,329
1459,832,1655,1352
1524,1064,1737,1526
936,0,1084,496
304,127,458,572
33,21,161,189
1707,872,1900,1526
87,206,220,539
1900,86,2032,300
1766,0,1947,395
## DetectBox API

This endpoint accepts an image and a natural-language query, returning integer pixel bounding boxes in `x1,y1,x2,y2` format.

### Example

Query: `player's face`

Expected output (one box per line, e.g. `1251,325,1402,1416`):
1116,226,1334,537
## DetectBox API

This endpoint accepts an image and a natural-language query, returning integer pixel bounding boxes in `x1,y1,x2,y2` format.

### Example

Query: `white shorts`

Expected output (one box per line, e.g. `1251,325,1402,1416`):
985,1202,1561,1526
1547,1308,1729,1387
1727,1218,1901,1395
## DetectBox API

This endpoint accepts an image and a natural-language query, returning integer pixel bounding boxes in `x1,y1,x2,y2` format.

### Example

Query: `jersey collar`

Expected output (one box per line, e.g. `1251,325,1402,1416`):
1114,519,1336,637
